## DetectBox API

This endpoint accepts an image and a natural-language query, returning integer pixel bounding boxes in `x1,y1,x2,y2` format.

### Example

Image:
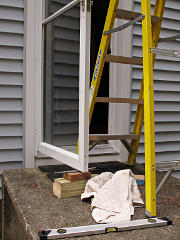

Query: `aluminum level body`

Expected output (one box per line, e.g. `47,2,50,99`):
38,217,172,239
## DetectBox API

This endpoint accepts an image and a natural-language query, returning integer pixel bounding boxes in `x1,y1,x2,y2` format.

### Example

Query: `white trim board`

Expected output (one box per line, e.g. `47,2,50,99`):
25,0,43,168
109,0,133,163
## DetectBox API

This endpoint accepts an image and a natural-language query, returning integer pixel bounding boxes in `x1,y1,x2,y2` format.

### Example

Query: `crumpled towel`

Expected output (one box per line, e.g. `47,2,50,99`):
81,169,144,223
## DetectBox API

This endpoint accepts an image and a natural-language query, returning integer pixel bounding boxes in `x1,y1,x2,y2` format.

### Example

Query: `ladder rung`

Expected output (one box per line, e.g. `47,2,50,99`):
96,97,144,105
105,55,143,66
116,9,159,23
89,134,138,141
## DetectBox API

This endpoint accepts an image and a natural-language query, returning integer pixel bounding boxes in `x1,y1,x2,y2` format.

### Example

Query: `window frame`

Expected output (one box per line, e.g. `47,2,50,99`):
35,0,91,172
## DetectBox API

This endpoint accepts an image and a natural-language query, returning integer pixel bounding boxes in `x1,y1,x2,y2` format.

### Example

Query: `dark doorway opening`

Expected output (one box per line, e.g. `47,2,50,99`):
89,0,110,134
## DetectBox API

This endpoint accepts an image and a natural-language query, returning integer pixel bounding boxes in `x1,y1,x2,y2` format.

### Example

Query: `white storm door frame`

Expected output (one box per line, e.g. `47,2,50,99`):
37,0,91,172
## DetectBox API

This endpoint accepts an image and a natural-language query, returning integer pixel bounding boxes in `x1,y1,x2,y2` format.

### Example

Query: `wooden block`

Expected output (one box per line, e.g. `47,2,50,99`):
63,172,91,182
53,178,88,198
53,174,97,198
53,182,86,198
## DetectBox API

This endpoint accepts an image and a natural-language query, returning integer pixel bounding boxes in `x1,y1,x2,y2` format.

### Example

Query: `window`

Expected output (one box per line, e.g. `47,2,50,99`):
36,0,91,172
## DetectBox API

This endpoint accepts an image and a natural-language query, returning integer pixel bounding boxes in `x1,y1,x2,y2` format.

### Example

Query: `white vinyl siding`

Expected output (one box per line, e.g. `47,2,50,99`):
0,0,24,194
131,0,180,177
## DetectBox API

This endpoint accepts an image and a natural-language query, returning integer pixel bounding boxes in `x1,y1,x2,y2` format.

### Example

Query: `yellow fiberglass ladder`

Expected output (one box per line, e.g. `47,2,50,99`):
85,0,166,218
75,0,167,218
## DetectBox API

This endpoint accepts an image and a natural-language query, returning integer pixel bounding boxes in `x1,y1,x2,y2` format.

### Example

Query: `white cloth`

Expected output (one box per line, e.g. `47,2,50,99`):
81,169,144,223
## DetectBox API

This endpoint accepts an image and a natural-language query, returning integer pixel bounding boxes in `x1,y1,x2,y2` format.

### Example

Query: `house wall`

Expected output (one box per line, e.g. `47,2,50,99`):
0,0,179,196
131,0,180,178
0,0,25,196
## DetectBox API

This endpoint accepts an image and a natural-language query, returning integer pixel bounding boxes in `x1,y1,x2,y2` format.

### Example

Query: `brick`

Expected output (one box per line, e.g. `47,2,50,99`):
63,172,91,182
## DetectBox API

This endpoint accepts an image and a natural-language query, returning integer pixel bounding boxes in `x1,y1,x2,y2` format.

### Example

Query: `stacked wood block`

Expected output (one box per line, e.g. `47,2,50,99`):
53,172,92,198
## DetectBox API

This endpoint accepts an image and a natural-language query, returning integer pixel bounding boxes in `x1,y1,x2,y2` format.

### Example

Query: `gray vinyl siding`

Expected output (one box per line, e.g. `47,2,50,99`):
131,0,180,177
0,0,24,194
49,0,80,146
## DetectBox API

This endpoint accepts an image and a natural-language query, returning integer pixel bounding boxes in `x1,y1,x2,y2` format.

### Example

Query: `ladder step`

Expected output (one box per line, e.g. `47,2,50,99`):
116,9,159,23
104,14,145,35
105,55,143,66
96,97,144,105
89,134,138,141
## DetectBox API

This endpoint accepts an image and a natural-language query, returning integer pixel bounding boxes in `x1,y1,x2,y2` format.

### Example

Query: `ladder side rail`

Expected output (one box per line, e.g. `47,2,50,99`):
141,0,156,217
128,0,166,166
